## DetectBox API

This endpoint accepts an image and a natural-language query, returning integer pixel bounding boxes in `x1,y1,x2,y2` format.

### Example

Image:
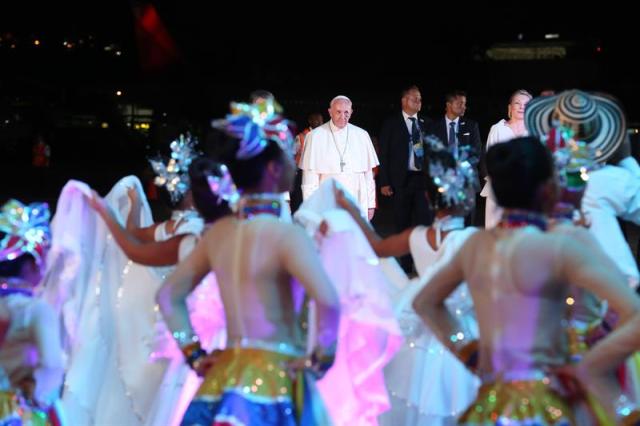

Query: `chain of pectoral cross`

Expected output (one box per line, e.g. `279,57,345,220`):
329,126,349,172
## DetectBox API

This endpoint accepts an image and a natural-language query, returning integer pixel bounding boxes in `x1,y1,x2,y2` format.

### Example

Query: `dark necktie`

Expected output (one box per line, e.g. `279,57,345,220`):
448,121,457,147
408,117,422,170
449,121,459,158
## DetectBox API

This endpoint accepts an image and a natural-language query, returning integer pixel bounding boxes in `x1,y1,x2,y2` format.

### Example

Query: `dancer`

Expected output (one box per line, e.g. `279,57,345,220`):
159,100,340,425
0,200,65,425
414,137,640,424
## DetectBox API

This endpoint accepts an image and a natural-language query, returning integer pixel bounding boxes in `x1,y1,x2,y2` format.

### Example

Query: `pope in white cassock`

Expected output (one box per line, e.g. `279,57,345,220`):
300,95,379,220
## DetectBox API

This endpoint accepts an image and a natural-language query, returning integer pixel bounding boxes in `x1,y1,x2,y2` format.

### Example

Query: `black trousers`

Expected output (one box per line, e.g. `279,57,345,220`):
392,172,433,272
290,169,304,214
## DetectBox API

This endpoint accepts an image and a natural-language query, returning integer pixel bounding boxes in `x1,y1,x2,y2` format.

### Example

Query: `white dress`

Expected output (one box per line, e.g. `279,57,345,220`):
49,177,224,426
480,119,527,228
379,220,480,426
52,177,164,426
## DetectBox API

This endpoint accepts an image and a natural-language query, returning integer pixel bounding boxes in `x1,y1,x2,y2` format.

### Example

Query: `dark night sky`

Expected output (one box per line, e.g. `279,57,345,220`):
2,3,639,126
2,3,640,203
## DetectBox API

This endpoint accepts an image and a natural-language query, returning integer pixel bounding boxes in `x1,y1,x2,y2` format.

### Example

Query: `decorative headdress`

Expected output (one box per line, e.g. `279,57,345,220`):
423,135,479,213
543,125,597,192
212,96,295,159
148,133,199,203
207,164,240,206
0,199,51,266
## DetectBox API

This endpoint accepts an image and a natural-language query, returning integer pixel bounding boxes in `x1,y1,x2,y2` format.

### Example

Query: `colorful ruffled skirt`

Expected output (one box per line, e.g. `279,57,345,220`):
0,391,50,426
456,372,638,426
181,347,329,426
457,378,574,425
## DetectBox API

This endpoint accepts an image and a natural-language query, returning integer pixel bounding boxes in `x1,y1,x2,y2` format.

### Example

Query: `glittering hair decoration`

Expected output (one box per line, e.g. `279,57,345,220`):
0,199,51,266
212,97,295,159
148,134,199,203
424,135,479,213
541,124,598,191
207,164,240,206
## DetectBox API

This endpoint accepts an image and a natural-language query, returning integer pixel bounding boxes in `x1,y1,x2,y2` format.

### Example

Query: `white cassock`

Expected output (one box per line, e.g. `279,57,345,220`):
300,121,379,215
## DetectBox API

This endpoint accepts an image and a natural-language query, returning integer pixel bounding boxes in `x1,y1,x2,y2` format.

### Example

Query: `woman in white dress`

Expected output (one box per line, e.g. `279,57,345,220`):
336,137,481,425
58,135,202,426
481,89,532,228
57,134,227,426
83,157,232,426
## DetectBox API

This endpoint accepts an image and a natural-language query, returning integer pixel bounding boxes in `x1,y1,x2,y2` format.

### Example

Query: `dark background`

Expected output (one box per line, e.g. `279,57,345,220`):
1,3,638,209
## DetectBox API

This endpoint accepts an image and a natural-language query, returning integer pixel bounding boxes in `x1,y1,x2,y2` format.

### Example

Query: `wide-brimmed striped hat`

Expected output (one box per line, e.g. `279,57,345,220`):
525,89,626,162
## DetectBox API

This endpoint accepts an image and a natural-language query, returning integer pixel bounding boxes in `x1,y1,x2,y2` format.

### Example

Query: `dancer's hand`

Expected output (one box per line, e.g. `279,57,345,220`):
192,350,222,377
86,190,108,216
287,356,311,377
456,339,479,375
555,361,620,409
318,220,329,237
307,346,335,379
10,367,36,403
287,352,334,380
127,186,139,207
125,186,144,229
573,209,591,228
17,376,36,403
553,364,587,402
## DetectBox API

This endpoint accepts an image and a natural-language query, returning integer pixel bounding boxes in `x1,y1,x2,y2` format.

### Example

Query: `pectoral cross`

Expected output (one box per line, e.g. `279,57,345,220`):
340,161,346,172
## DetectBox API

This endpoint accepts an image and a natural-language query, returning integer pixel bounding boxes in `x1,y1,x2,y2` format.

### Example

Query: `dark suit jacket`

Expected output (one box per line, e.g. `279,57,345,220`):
427,116,482,184
378,112,432,190
427,116,481,160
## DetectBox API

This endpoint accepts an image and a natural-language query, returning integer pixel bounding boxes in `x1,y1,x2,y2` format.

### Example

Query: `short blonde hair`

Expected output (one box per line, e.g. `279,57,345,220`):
509,89,532,104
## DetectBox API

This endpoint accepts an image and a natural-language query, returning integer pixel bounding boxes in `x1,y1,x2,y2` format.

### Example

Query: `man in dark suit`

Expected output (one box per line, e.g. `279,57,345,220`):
427,90,482,224
378,85,432,272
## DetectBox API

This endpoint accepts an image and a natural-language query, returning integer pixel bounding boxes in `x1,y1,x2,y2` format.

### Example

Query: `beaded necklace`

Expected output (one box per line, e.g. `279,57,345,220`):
237,193,284,220
498,209,548,231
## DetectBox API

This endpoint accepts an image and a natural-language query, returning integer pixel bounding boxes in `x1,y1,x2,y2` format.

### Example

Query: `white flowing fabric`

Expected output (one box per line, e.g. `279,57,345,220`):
146,270,225,426
50,177,168,425
380,227,480,426
46,177,224,426
41,179,97,350
295,179,403,426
